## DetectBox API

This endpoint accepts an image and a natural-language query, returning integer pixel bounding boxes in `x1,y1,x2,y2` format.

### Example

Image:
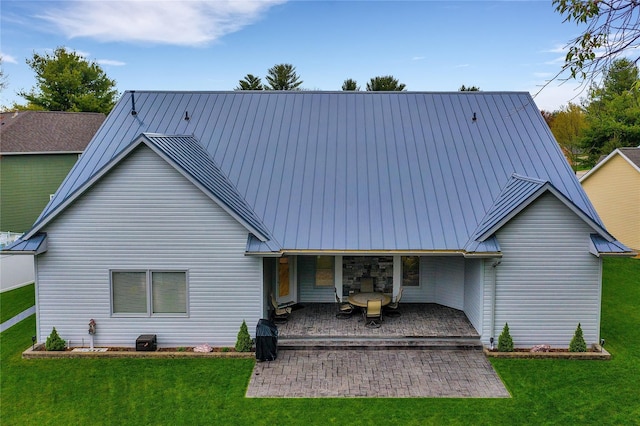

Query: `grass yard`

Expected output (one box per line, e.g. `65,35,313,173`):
0,283,35,323
1,258,639,425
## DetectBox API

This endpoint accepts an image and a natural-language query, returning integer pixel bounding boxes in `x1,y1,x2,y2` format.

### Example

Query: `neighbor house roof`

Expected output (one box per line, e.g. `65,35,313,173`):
0,110,106,154
580,147,640,182
10,91,631,256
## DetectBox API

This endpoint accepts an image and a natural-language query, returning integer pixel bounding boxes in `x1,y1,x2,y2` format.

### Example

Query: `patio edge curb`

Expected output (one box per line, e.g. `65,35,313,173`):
22,344,255,359
483,347,611,360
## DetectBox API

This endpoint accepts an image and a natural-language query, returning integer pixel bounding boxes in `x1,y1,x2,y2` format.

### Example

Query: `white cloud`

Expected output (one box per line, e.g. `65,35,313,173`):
0,53,18,64
38,0,287,46
412,56,425,61
97,59,126,66
454,64,470,68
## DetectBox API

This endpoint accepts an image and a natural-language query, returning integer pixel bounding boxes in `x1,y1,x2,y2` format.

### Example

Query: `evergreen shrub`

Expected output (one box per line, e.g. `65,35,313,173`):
235,320,252,352
45,327,66,351
569,323,587,352
498,323,514,352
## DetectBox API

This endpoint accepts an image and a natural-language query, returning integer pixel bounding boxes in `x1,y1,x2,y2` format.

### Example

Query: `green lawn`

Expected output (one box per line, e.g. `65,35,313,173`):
1,258,639,425
0,283,35,323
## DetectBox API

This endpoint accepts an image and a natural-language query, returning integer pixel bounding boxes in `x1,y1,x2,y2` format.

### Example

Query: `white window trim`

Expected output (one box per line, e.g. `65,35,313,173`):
110,269,189,317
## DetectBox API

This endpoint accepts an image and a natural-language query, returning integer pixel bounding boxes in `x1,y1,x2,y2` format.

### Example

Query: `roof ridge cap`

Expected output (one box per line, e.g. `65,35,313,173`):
510,173,547,184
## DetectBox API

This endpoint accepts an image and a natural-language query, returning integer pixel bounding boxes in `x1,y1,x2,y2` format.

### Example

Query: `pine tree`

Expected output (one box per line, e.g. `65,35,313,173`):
235,320,252,352
498,323,514,352
569,323,587,352
45,327,66,351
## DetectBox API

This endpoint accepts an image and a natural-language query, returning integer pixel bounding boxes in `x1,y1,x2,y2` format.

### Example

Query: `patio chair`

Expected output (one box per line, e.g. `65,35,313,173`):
360,277,374,293
364,299,382,328
270,292,292,323
335,288,354,319
384,286,403,318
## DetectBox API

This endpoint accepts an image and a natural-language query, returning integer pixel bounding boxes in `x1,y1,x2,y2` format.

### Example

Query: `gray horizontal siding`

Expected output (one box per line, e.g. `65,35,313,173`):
492,192,601,347
463,259,483,333
297,255,334,302
36,146,261,347
434,257,465,310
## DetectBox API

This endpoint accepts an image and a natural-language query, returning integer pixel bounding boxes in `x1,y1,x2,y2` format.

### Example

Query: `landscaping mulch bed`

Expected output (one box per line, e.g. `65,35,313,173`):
484,347,611,360
23,344,255,359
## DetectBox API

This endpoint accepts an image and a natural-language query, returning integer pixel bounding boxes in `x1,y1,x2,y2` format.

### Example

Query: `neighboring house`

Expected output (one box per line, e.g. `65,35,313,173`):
0,111,106,232
4,91,634,349
580,147,640,252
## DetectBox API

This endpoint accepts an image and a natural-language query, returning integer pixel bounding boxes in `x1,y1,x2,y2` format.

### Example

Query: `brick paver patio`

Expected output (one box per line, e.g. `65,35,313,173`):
277,303,479,338
246,349,510,398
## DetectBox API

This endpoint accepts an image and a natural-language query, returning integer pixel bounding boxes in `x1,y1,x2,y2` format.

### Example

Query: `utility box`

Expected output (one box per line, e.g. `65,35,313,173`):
136,334,157,351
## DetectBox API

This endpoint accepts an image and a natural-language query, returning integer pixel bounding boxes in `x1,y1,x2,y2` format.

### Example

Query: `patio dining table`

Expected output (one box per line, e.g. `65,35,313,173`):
347,292,391,308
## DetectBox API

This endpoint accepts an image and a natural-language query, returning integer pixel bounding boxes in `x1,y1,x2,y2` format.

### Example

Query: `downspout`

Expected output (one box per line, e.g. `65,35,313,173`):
34,255,40,344
490,258,501,349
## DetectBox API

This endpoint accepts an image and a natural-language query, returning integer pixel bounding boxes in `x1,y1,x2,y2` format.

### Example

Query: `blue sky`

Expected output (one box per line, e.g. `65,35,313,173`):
1,1,589,111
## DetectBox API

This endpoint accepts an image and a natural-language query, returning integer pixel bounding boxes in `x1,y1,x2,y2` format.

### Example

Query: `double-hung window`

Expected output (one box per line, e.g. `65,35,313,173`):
111,270,187,316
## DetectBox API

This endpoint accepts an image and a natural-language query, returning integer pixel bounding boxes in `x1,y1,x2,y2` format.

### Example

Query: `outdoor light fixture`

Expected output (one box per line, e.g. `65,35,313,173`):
600,338,605,352
490,337,495,350
472,112,477,122
184,111,190,121
31,335,36,350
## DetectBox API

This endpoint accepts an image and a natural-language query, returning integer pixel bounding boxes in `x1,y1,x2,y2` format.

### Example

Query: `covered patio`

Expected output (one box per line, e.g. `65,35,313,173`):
276,303,479,339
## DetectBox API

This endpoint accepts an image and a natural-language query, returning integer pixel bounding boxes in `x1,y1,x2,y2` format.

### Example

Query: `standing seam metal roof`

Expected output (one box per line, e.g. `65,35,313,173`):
25,91,615,252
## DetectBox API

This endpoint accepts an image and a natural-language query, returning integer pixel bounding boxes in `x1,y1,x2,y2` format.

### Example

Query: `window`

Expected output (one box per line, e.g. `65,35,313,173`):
111,270,187,316
402,256,420,287
315,256,334,287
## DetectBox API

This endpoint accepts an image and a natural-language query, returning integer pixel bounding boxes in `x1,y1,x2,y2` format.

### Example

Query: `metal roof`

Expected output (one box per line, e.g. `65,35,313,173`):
589,235,635,256
22,91,621,253
2,233,47,254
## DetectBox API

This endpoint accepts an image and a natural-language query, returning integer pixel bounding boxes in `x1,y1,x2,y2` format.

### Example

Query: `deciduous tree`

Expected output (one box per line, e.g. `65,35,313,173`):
459,85,480,91
17,47,118,114
549,103,587,171
581,58,640,164
553,0,640,85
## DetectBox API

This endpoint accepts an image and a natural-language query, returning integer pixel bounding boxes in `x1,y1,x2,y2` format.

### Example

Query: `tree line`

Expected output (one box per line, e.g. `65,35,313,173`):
544,57,640,170
1,50,480,115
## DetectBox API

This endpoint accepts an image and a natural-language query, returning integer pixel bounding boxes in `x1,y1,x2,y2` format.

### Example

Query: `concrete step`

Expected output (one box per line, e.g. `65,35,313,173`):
277,336,483,351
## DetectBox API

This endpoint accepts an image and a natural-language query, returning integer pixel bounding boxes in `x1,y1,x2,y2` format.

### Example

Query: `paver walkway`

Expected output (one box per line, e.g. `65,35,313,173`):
246,349,510,398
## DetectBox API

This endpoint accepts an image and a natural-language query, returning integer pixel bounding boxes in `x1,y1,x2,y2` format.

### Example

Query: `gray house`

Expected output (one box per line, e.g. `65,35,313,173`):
5,91,634,348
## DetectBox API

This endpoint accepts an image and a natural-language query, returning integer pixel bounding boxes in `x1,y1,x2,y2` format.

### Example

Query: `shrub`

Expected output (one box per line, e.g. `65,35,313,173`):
45,327,66,351
569,323,587,352
235,320,252,352
498,323,514,352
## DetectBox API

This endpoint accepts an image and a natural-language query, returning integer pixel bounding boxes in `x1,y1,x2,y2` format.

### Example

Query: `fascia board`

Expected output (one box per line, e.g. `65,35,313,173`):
140,137,270,242
24,138,144,239
476,185,550,241
477,184,614,243
25,134,271,243
579,149,640,182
